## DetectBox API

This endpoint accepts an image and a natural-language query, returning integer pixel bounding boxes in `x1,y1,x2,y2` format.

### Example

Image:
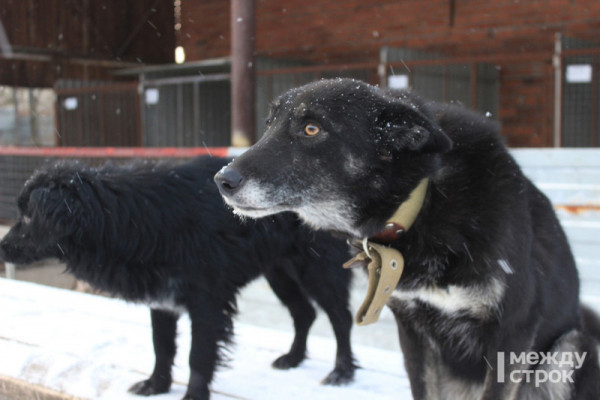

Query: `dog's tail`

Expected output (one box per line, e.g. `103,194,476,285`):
581,304,600,342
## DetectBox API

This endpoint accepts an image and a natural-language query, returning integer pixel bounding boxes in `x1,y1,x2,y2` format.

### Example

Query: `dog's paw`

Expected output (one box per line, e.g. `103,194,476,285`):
321,366,356,386
181,388,210,400
129,378,170,396
271,352,305,369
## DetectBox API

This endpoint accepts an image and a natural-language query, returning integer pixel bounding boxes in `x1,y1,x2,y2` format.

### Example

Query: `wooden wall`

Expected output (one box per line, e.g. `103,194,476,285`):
181,0,600,63
0,0,175,87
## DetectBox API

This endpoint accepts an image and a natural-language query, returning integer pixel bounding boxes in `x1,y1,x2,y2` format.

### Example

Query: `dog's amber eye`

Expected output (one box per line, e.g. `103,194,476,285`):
304,124,320,136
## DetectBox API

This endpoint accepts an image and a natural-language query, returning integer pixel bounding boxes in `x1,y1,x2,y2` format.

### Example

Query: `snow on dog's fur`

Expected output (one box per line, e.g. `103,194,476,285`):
215,79,600,399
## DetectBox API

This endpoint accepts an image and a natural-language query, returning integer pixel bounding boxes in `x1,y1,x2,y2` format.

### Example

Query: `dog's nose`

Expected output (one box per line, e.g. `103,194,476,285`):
214,167,244,195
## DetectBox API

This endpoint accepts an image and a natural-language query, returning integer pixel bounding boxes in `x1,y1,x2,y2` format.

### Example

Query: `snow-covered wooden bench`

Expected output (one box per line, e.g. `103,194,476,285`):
512,149,600,300
0,279,412,400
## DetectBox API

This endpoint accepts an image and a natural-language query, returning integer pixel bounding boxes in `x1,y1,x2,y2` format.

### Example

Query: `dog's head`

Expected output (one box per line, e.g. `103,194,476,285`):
0,162,94,264
215,79,452,239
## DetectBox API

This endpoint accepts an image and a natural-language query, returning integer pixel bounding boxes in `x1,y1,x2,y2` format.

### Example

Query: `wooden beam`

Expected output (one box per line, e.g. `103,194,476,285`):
231,0,256,147
116,0,162,58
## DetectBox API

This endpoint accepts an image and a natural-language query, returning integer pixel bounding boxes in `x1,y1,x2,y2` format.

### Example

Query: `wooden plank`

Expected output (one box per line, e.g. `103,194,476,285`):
523,169,600,188
512,149,600,168
577,258,600,282
0,375,87,400
560,216,600,245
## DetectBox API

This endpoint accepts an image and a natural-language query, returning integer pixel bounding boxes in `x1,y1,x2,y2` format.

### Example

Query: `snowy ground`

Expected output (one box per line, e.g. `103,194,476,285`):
2,278,600,400
0,278,412,400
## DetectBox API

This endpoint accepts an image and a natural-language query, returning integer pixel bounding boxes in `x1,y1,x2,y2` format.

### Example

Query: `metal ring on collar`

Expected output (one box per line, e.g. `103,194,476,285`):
362,238,372,259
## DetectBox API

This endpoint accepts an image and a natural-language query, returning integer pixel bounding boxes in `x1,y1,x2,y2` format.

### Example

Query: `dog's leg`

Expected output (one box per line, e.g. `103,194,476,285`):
129,308,179,396
570,332,600,399
184,298,233,400
394,314,428,400
300,275,357,385
264,266,316,370
480,348,522,400
513,329,600,400
479,328,541,400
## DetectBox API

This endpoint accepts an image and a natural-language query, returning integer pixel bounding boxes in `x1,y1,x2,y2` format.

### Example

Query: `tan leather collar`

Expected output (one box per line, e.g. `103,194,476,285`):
371,178,429,244
344,178,429,326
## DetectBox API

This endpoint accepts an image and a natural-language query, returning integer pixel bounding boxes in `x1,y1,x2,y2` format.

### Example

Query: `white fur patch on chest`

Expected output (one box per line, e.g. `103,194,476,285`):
390,278,505,318
145,297,187,315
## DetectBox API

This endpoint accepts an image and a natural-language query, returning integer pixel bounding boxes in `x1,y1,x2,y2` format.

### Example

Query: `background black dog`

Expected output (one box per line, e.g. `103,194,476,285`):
215,79,600,399
0,156,356,400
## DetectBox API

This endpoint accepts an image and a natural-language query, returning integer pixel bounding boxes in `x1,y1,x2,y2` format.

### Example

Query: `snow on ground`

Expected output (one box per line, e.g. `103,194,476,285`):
0,278,412,399
3,278,600,400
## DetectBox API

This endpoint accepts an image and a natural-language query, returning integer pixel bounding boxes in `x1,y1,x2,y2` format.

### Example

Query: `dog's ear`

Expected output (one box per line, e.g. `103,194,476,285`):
374,99,452,154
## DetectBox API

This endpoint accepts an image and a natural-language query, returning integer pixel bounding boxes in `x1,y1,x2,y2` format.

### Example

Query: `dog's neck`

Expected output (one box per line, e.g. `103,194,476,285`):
370,178,429,244
344,178,429,326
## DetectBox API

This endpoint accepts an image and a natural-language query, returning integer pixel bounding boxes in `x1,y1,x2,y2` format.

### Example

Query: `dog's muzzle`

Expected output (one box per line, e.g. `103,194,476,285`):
214,167,244,197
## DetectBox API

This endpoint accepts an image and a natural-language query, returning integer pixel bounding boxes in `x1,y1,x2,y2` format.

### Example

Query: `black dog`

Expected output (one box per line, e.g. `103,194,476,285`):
215,79,600,399
0,156,356,400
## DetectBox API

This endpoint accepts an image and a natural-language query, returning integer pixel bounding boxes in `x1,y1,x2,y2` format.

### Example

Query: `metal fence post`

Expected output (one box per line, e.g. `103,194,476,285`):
5,263,15,279
553,32,563,148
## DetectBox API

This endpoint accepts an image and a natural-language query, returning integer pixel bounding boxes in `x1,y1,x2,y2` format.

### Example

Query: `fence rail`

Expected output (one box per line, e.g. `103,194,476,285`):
0,146,232,158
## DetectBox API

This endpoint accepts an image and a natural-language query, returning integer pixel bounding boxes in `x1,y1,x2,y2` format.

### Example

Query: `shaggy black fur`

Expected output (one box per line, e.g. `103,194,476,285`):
215,78,600,399
0,156,356,400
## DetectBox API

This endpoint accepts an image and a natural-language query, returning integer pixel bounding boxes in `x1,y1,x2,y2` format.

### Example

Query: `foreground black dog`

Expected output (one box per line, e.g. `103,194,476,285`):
215,79,600,399
0,156,356,400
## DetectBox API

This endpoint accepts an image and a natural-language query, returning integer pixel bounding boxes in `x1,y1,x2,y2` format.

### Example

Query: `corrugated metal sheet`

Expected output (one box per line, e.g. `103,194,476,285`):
560,37,599,147
476,64,500,116
561,55,599,147
55,80,140,146
255,58,374,137
384,47,499,116
55,74,233,148
142,78,231,147
54,54,502,148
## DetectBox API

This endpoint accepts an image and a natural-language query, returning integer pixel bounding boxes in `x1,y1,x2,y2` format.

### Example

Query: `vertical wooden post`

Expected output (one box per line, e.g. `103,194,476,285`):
231,0,256,147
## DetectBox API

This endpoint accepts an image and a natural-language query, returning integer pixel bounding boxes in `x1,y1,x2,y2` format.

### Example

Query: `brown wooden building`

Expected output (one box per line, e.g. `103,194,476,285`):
178,0,600,148
1,1,600,148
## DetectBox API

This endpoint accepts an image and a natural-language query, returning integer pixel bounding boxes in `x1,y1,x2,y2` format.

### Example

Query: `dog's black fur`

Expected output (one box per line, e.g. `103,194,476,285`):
0,156,357,400
215,78,600,399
